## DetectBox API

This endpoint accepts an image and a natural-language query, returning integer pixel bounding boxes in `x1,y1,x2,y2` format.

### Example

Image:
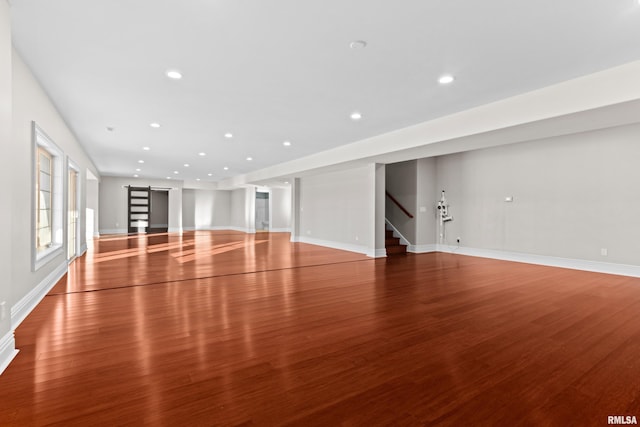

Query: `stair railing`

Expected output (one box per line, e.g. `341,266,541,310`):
385,191,414,219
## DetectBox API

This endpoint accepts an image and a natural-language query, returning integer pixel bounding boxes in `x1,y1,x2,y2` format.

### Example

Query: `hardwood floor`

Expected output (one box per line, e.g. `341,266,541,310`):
1,231,640,426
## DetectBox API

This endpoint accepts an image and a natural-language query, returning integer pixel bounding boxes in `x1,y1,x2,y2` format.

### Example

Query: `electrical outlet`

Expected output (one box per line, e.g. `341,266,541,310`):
456,237,461,244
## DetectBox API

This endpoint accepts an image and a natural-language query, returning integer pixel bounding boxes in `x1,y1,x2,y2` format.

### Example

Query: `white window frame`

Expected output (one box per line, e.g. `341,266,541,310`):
32,122,64,271
67,158,81,261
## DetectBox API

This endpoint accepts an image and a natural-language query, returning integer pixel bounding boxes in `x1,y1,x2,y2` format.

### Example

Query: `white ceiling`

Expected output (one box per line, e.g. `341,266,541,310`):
10,0,640,183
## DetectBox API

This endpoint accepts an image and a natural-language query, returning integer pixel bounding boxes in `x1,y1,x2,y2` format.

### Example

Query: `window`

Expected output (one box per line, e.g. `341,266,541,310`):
33,123,64,270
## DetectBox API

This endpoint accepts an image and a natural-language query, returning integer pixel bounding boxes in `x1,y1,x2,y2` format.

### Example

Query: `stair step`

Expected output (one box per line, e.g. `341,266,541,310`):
386,245,407,255
385,237,400,245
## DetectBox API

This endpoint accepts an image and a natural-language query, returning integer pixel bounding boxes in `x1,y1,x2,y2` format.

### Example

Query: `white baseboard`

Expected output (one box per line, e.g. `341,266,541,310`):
226,226,256,234
369,248,387,258
0,331,19,376
11,261,67,329
269,228,292,233
80,243,88,256
93,232,100,238
408,244,438,253
436,245,640,278
99,228,127,235
290,235,300,243
298,236,370,256
168,227,183,234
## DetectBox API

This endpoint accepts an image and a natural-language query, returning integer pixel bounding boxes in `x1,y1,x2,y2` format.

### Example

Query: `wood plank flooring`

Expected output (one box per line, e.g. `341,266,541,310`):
1,231,640,426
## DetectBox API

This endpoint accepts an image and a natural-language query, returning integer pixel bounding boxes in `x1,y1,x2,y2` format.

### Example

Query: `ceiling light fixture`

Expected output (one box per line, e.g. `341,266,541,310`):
138,160,144,164
166,176,171,179
184,163,190,167
223,167,229,171
283,141,291,146
208,173,213,176
196,178,201,181
143,146,150,151
438,74,455,84
166,70,182,80
135,168,141,172
150,123,161,128
106,126,114,132
350,111,362,121
173,171,179,174
246,157,253,161
224,133,233,139
349,40,367,49
198,152,206,156
133,174,139,178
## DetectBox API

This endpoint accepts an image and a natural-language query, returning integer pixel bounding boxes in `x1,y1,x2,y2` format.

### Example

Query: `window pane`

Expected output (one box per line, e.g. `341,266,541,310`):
38,209,51,228
39,171,51,192
39,152,51,173
39,190,51,212
38,226,52,249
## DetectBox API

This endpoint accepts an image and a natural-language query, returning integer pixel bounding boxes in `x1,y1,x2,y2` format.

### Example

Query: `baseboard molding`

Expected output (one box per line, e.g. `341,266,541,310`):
0,331,19,376
80,242,88,256
99,228,127,235
168,227,183,234
436,245,640,278
93,232,100,238
269,228,292,233
226,226,256,234
297,236,369,256
369,248,387,258
408,244,438,253
11,261,67,329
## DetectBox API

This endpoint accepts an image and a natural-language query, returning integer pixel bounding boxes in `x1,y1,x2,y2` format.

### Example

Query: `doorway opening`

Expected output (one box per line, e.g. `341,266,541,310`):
127,186,169,234
255,191,270,232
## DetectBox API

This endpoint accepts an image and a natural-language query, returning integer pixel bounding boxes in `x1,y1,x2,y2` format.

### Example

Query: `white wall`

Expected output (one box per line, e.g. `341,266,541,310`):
298,165,376,255
0,0,16,374
415,157,438,248
182,188,231,230
270,187,291,232
435,123,640,266
229,188,255,233
9,49,99,334
85,177,99,238
99,176,182,234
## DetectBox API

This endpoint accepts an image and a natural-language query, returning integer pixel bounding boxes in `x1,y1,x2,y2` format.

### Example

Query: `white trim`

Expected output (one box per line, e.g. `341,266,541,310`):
168,227,183,234
79,242,88,256
408,244,438,253
384,219,411,246
0,331,19,376
93,232,100,238
297,236,369,256
269,228,291,233
369,248,387,258
226,226,256,234
290,235,300,243
11,261,67,329
436,245,640,278
99,228,128,235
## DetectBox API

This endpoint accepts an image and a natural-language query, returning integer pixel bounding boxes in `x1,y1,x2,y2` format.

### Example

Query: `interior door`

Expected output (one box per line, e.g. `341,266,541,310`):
128,186,151,234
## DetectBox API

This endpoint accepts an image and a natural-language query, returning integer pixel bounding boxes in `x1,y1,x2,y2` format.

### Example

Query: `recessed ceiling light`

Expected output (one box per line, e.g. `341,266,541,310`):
138,160,144,164
135,168,141,172
173,171,179,174
350,111,362,121
166,176,171,179
184,163,190,167
143,146,150,151
208,173,213,176
150,123,161,128
246,157,253,161
133,174,139,178
438,74,455,85
284,181,289,184
283,141,291,147
349,40,367,49
198,152,206,156
106,126,115,132
224,133,233,139
166,70,182,80
223,166,229,171
196,178,201,181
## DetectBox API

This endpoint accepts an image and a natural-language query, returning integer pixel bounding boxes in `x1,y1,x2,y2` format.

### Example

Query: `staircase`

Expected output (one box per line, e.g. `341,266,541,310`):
385,229,407,255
